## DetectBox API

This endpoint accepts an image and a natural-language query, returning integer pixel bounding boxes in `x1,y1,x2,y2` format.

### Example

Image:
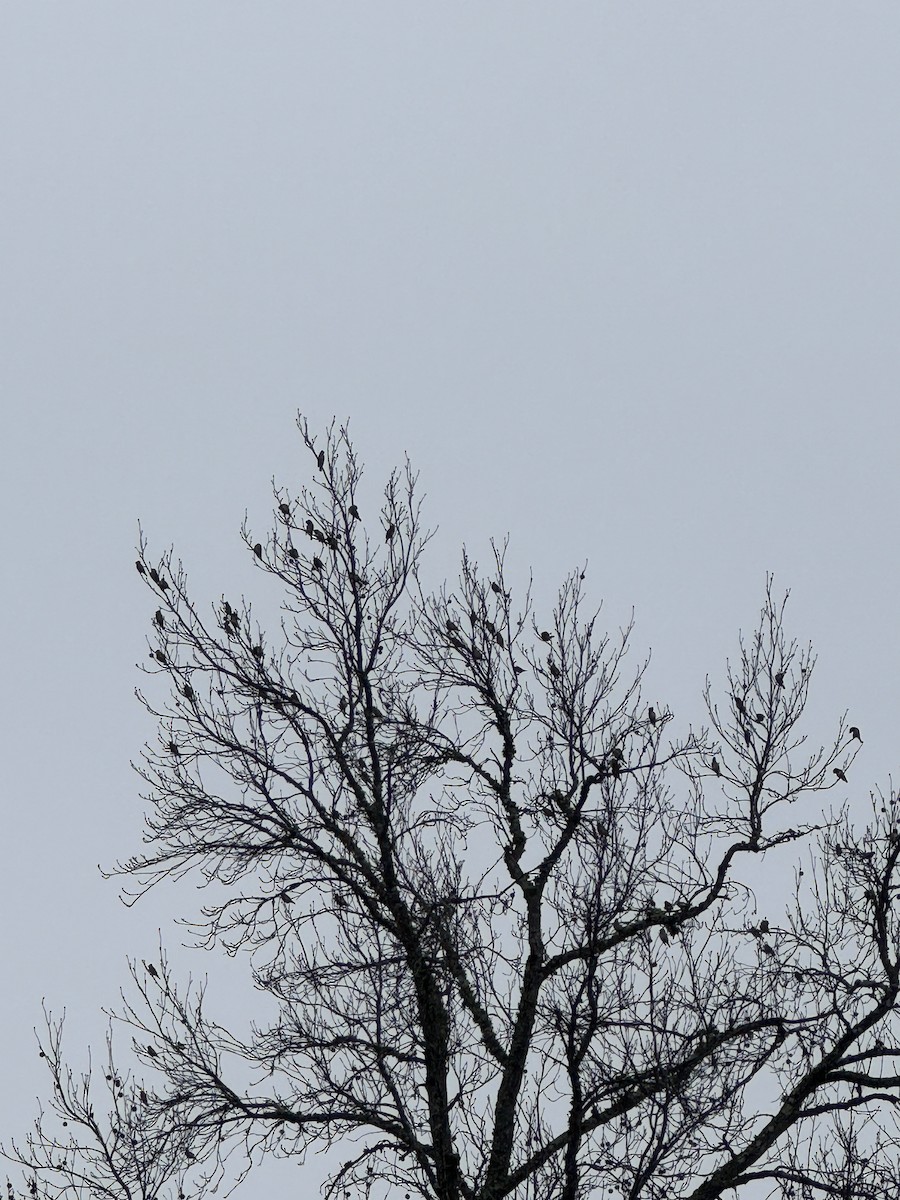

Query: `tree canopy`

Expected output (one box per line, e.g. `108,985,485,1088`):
7,418,900,1200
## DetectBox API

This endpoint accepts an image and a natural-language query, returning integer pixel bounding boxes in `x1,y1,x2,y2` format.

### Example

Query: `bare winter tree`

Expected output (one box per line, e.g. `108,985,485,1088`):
8,418,900,1200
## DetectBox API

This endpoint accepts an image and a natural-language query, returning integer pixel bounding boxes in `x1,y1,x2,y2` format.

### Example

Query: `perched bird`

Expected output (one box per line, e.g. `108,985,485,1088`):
744,729,752,746
182,684,194,701
850,726,862,742
659,928,670,945
252,645,264,659
154,650,167,665
490,582,502,595
349,503,360,520
312,556,323,571
158,577,169,591
317,449,325,470
140,1089,148,1105
305,519,314,538
734,696,746,716
549,661,560,679
540,630,552,643
494,631,504,647
833,768,848,783
762,943,775,957
144,961,159,978
146,1046,158,1059
711,757,721,776
385,523,396,542
513,665,524,676
338,696,348,713
253,543,263,558
774,671,785,687
760,919,769,933
149,568,161,585
154,610,165,629
754,712,765,724
446,620,459,633
287,547,299,560
135,560,145,576
648,706,657,725
278,502,291,518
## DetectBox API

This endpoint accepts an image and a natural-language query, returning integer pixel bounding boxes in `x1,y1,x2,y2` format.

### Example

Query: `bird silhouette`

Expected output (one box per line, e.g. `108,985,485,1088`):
833,768,848,783
253,543,263,558
744,729,752,746
149,568,161,585
167,741,180,756
774,671,785,687
711,757,721,776
734,696,746,716
140,1089,148,1104
144,961,159,978
305,519,314,538
850,726,862,742
540,630,551,643
182,684,194,701
648,707,657,725
146,1046,158,1059
154,650,167,665
491,582,502,595
317,449,325,470
135,561,145,576
760,919,769,933
385,523,396,542
312,556,323,571
278,503,291,518
446,620,459,633
155,610,165,629
349,504,360,520
288,547,299,560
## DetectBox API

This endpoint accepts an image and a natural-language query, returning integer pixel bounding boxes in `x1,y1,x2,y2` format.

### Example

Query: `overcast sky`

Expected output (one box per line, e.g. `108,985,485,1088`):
2,5,900,1197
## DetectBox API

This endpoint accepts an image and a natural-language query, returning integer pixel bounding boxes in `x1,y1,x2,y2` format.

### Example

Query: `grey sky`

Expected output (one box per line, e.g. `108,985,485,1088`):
2,5,900,1195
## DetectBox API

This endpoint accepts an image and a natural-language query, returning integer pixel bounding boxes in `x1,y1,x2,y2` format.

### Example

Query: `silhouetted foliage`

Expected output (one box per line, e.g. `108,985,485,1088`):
7,418,900,1200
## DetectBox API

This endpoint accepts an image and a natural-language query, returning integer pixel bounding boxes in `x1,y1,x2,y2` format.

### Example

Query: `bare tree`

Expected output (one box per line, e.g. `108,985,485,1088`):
7,418,900,1200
